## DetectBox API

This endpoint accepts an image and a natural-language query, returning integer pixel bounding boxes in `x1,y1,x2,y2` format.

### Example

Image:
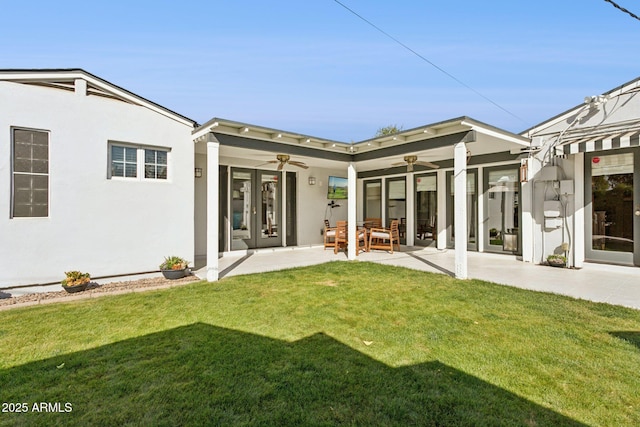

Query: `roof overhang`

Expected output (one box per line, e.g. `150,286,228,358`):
193,116,530,173
0,68,196,127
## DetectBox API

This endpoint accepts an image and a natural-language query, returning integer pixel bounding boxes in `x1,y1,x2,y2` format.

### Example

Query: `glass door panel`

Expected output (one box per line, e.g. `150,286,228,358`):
386,177,406,244
415,174,437,246
257,171,282,247
448,170,477,250
230,169,282,250
589,152,634,257
364,180,382,220
231,170,254,250
485,168,519,253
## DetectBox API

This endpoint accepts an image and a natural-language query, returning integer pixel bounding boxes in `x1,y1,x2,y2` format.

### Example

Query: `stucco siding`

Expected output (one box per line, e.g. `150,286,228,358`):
0,80,194,286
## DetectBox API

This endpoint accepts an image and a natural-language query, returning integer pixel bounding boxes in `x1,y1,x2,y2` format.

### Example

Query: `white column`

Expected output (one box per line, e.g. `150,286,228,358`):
521,158,535,263
348,162,357,260
206,136,220,282
281,171,287,247
454,142,468,279
436,169,447,249
573,153,585,268
476,166,484,252
406,174,415,247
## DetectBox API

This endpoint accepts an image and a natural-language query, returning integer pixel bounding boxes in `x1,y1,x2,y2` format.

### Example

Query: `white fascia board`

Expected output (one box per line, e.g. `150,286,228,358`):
1,70,195,128
461,120,530,146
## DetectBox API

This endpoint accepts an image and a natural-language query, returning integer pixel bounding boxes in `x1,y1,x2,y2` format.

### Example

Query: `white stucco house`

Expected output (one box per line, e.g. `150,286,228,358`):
2,69,639,288
0,69,196,286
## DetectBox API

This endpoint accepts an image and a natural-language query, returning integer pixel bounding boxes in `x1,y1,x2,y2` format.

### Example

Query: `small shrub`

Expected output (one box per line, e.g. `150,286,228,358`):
61,271,91,287
547,254,567,264
159,256,189,271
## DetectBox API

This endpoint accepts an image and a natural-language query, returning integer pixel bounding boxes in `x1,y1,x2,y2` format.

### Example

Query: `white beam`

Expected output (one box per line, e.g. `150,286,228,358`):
348,162,357,260
454,141,468,279
574,153,585,268
436,169,447,249
206,136,220,282
406,174,415,247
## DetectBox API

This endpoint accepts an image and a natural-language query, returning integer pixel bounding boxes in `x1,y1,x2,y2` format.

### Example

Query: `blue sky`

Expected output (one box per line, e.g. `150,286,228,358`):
2,0,639,141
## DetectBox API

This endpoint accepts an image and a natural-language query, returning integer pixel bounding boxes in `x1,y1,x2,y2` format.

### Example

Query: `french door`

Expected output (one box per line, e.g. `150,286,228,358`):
415,173,437,246
586,150,640,265
231,168,282,250
386,177,406,244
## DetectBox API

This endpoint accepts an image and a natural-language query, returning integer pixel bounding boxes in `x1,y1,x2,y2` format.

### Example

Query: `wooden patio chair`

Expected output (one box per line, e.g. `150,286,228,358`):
334,221,347,254
333,221,367,255
364,217,382,229
323,219,337,251
368,220,400,253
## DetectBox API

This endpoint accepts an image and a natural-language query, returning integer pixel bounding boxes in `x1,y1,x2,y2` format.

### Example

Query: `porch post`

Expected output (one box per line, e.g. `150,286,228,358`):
454,141,468,279
206,134,220,282
436,169,447,250
573,152,585,268
406,173,415,247
348,162,357,260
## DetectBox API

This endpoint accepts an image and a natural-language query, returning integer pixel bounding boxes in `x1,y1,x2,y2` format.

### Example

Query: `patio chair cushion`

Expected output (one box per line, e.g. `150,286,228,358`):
325,230,336,237
370,231,391,239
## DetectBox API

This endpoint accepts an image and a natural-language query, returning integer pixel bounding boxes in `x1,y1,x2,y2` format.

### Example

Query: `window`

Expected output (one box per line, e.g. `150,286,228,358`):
144,149,167,179
12,128,49,218
109,143,169,180
111,145,137,178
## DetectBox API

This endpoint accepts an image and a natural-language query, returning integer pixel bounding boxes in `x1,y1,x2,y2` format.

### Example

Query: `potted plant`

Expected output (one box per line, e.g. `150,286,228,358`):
61,271,91,293
159,256,189,279
547,254,567,268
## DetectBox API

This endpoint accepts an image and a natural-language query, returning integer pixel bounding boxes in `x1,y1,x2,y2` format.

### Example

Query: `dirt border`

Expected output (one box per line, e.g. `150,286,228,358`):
0,276,200,311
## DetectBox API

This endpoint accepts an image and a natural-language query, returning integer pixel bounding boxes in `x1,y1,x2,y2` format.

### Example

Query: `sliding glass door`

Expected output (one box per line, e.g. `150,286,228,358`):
415,173,437,246
386,177,406,244
484,166,520,254
586,150,640,265
447,170,477,250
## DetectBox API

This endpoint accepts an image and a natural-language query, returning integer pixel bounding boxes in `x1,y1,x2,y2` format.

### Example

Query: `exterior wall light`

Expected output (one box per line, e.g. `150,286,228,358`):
195,168,203,178
308,176,316,185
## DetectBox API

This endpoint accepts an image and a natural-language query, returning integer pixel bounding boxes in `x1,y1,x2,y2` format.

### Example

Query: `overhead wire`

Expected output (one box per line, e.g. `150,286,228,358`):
332,0,528,126
603,0,640,22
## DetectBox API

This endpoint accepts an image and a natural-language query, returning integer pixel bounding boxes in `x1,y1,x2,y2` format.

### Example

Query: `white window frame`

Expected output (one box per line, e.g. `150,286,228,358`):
11,127,50,218
108,142,170,181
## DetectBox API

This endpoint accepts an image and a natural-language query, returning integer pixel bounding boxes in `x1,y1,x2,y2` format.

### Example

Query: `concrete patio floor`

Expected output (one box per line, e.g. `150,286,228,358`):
199,246,640,310
3,246,639,311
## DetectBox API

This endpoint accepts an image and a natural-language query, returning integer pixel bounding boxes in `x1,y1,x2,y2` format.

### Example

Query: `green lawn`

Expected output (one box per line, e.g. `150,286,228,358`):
1,262,639,426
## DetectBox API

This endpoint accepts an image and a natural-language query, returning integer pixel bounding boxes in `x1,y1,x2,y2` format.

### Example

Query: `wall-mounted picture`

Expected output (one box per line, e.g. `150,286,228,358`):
327,176,348,199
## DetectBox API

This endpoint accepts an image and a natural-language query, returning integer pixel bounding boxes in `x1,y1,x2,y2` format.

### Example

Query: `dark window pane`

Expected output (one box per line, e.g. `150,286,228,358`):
12,174,48,217
112,146,124,162
145,164,156,179
112,163,124,177
157,151,167,165
31,204,48,217
145,149,156,164
32,144,48,161
125,163,137,178
125,147,137,163
157,166,167,179
14,159,31,173
32,159,48,174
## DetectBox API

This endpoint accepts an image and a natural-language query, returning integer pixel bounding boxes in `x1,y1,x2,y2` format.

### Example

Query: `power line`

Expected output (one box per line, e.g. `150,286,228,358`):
604,0,640,22
332,0,528,125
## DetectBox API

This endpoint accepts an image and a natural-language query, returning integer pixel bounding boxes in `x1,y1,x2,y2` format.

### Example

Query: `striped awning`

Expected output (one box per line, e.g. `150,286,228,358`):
562,130,640,155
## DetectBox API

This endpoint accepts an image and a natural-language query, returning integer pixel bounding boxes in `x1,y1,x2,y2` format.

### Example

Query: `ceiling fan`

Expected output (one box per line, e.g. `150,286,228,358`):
260,154,309,170
392,155,439,172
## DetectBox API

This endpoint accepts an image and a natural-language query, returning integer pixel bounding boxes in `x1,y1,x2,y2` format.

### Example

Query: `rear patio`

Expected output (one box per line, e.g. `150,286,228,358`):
202,246,640,310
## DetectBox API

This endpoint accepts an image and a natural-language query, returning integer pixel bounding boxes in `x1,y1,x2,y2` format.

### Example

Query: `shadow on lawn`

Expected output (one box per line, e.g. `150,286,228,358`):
610,331,640,350
0,323,585,426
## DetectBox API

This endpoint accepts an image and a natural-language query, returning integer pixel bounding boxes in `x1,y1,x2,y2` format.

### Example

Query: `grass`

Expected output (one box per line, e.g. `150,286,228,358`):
1,262,639,426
